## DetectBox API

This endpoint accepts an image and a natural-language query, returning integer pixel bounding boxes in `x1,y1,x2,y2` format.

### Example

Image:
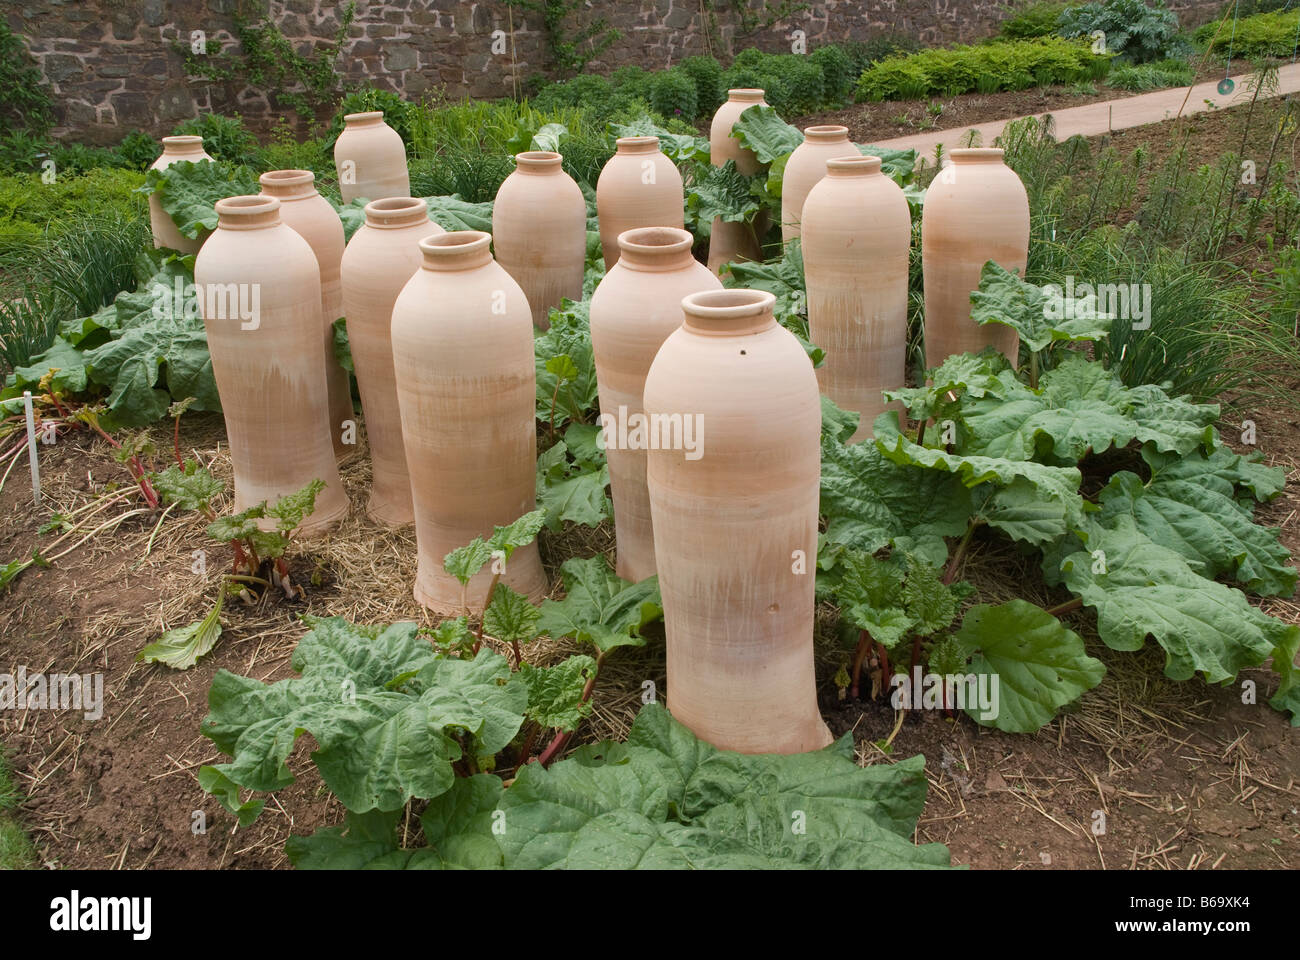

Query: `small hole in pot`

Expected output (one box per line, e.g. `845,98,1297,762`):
740,350,747,355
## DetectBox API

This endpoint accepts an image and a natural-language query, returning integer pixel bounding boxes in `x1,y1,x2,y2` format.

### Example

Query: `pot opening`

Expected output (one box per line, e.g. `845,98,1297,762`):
418,230,493,268
364,197,429,227
161,135,205,152
804,124,850,141
515,151,564,171
259,169,316,195
727,88,765,102
617,227,694,267
616,136,660,153
681,289,777,334
343,111,384,124
951,147,1005,164
826,155,881,176
215,195,280,228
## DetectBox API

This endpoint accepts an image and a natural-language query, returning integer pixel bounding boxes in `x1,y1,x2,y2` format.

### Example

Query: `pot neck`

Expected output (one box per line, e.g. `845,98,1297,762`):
825,155,882,178
418,230,493,271
951,148,1006,166
726,88,765,105
616,227,696,272
681,289,776,336
160,135,206,159
344,111,386,128
803,124,850,144
615,136,660,156
259,169,318,201
364,197,430,229
215,195,281,230
514,151,564,175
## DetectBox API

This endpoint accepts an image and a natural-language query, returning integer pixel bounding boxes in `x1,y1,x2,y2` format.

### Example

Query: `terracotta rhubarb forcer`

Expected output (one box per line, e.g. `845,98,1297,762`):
259,169,353,460
492,151,586,330
148,135,213,253
590,227,722,583
781,125,853,243
334,111,410,204
194,195,348,537
595,137,684,271
340,197,441,526
922,147,1029,369
707,89,767,275
391,231,547,614
803,155,911,441
643,288,832,754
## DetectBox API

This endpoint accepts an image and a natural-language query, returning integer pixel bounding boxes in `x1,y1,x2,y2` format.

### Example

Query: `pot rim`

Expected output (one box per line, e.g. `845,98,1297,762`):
803,124,850,141
515,151,564,170
259,169,317,196
950,147,1006,163
417,230,493,269
160,135,205,150
616,226,695,267
215,194,280,229
726,88,766,102
363,196,430,228
343,111,385,124
825,154,882,175
681,288,776,335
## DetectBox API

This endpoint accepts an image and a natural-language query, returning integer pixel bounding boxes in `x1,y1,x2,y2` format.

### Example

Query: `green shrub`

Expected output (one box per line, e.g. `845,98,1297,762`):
842,35,921,78
649,68,699,121
780,57,828,114
172,113,258,165
811,44,855,104
856,37,1111,102
0,23,54,137
680,55,726,118
409,150,515,203
1197,9,1300,59
117,130,162,170
611,65,654,102
1107,58,1196,90
51,142,127,176
1000,2,1069,39
1059,0,1186,63
326,85,417,149
0,130,50,175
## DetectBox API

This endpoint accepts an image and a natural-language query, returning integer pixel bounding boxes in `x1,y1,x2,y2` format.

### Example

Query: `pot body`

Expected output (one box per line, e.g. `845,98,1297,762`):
781,125,853,243
643,290,832,754
391,232,547,614
595,137,684,271
194,196,347,537
590,228,722,583
340,198,441,526
334,112,410,204
707,89,767,275
803,157,911,442
148,136,213,254
492,152,586,330
921,148,1029,369
260,170,352,459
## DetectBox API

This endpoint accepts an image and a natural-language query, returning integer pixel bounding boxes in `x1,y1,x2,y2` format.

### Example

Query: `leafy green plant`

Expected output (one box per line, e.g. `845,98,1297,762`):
324,86,418,150
1059,0,1186,63
856,37,1111,102
1107,58,1196,90
648,68,699,121
537,424,611,531
0,23,53,137
197,611,950,869
140,159,260,242
679,55,726,118
1196,8,1300,59
181,3,356,121
171,113,258,166
534,299,599,429
116,130,162,170
1000,1,1069,39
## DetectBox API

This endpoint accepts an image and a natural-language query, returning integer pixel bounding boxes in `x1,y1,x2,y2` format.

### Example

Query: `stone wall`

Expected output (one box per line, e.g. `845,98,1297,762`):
8,0,1228,144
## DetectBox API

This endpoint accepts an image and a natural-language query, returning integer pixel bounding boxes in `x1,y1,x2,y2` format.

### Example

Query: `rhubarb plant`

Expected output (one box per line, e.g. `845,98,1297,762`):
817,264,1299,728
198,612,951,870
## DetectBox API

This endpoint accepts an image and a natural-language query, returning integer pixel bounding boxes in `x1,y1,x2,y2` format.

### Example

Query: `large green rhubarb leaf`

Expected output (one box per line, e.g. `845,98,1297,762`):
494,704,952,869
952,600,1104,733
537,556,662,653
731,104,804,164
200,617,528,814
1058,517,1291,683
820,430,975,562
1096,464,1296,598
970,260,1112,352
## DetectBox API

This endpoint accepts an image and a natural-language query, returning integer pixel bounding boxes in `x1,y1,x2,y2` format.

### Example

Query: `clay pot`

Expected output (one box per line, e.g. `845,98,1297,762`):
334,111,410,204
921,147,1029,369
391,231,547,614
492,151,586,330
802,155,911,442
643,288,832,754
194,195,348,536
340,197,441,526
781,124,852,243
707,89,768,275
590,227,722,583
259,169,352,460
595,137,684,270
148,135,213,254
